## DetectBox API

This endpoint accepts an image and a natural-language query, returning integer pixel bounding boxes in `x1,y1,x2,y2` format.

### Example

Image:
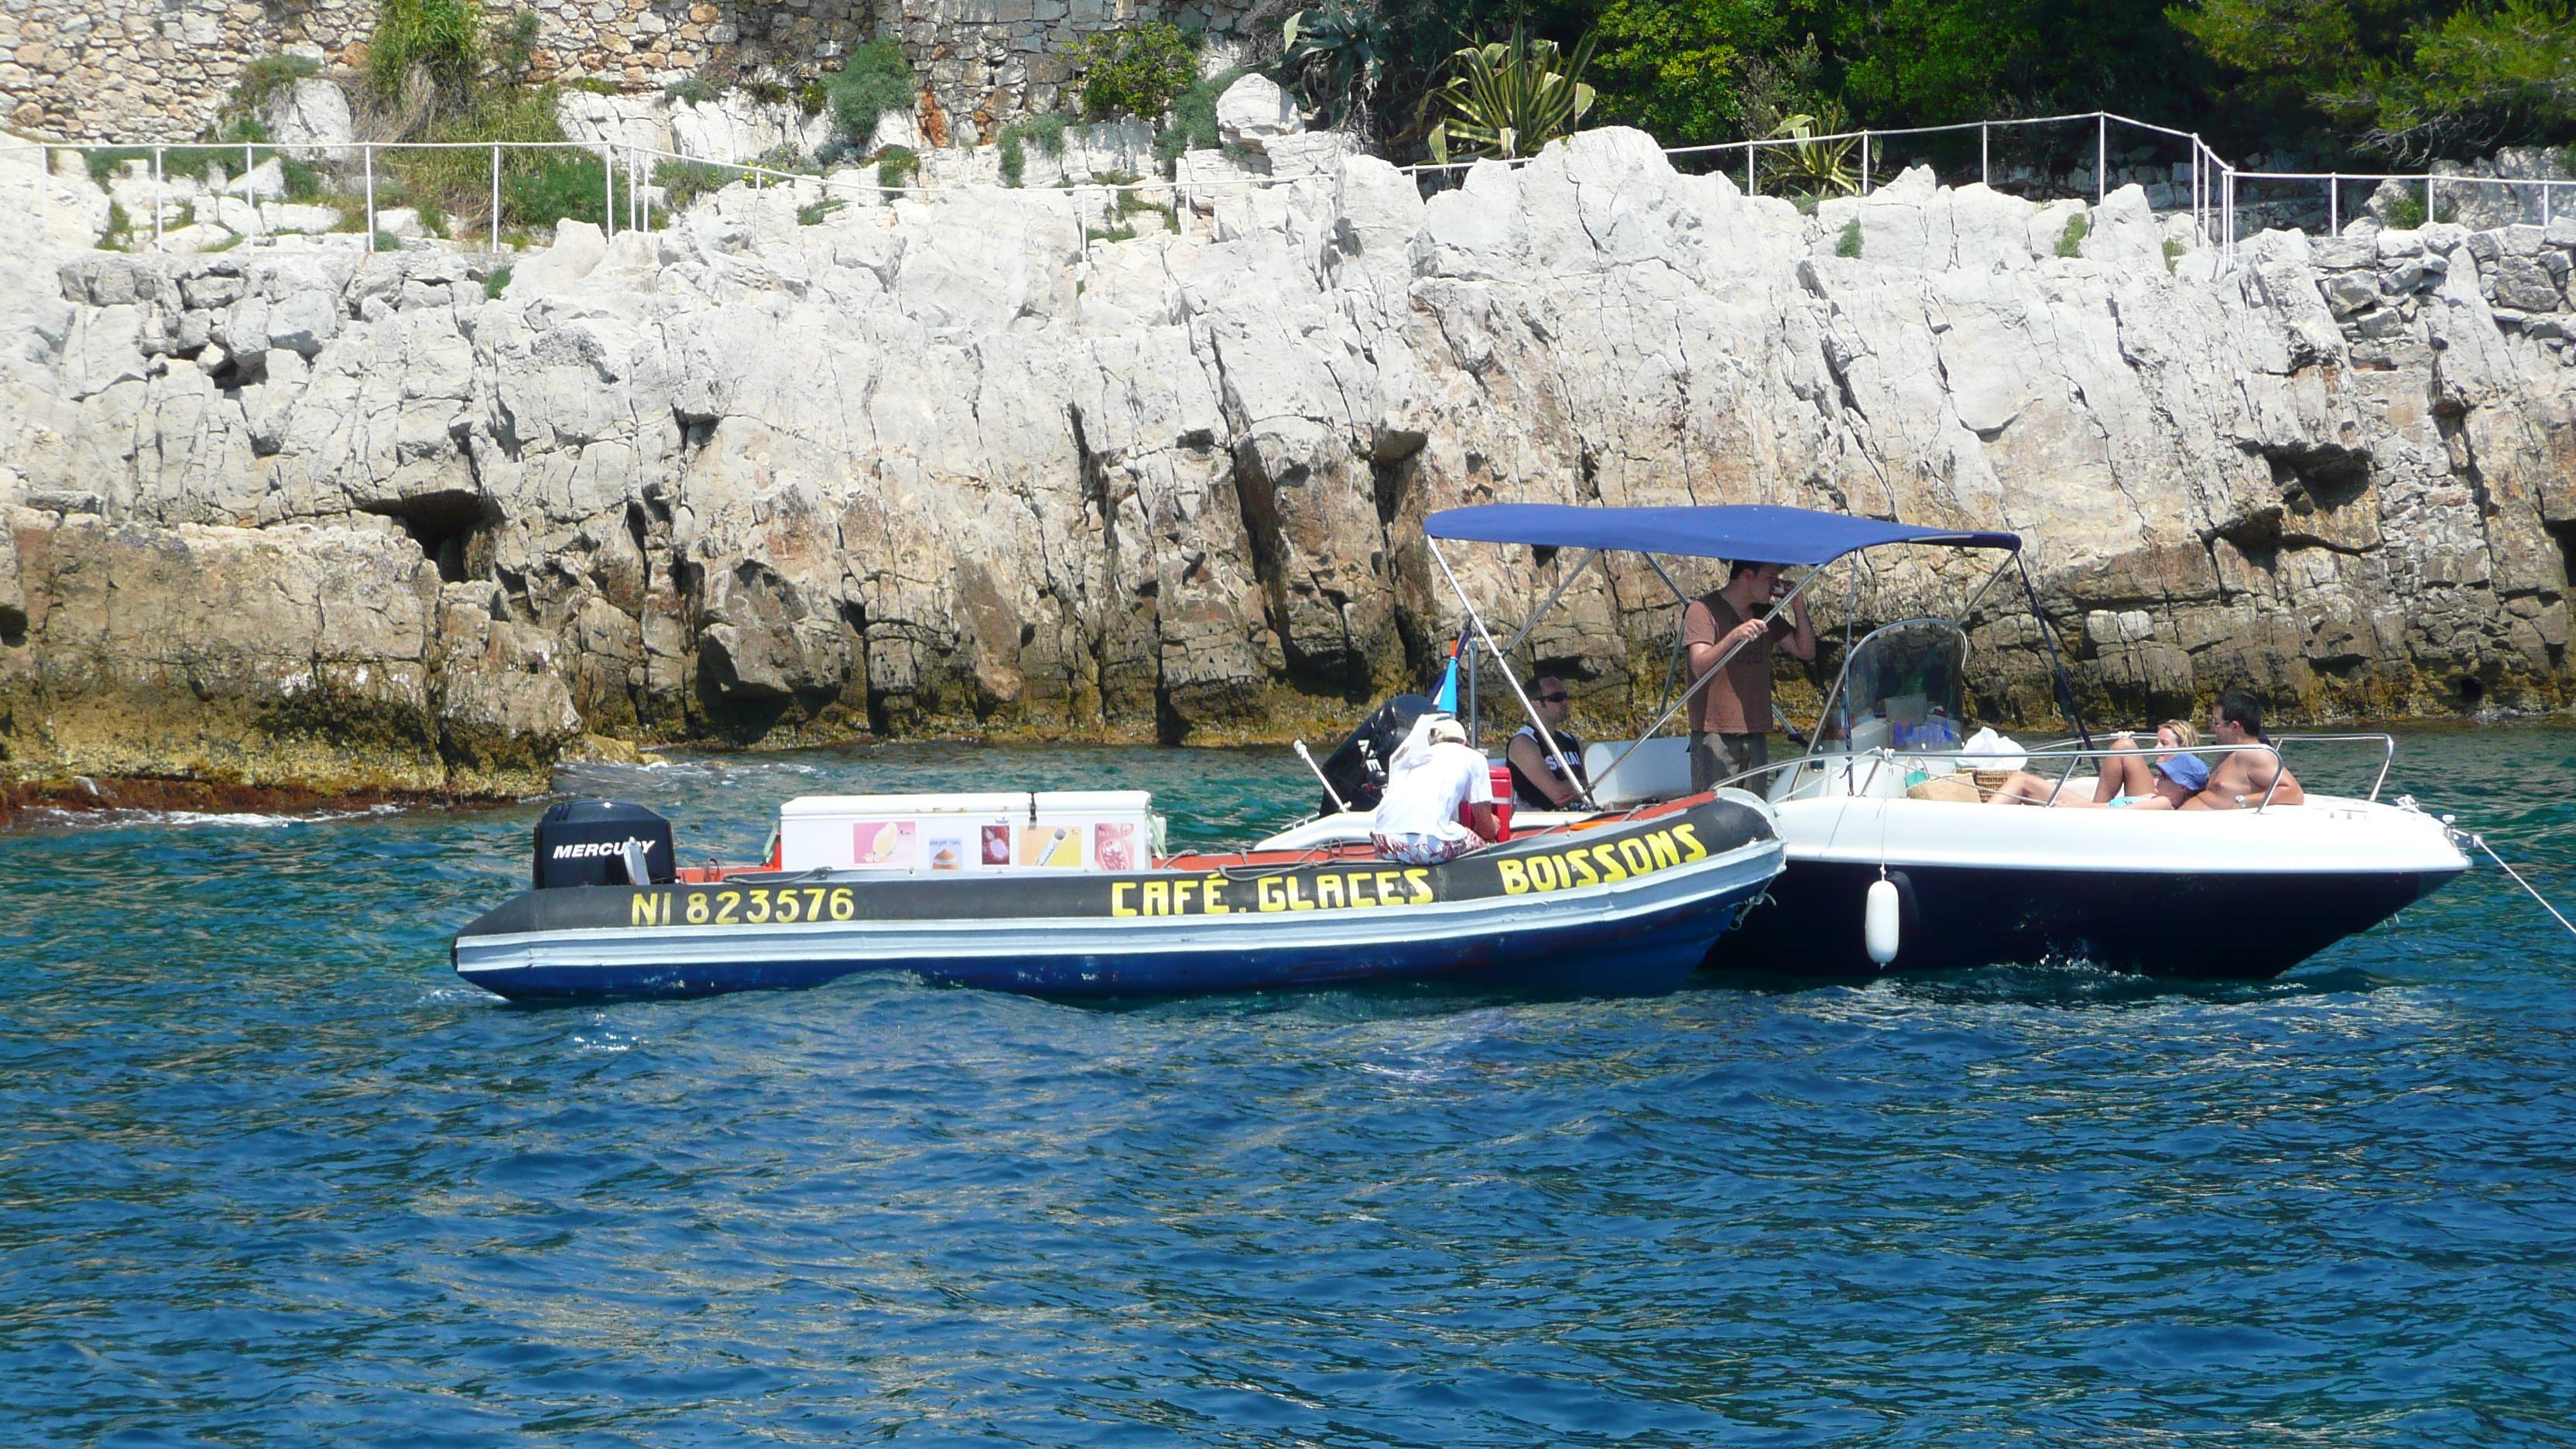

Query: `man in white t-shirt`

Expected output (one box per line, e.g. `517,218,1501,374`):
1369,716,1501,865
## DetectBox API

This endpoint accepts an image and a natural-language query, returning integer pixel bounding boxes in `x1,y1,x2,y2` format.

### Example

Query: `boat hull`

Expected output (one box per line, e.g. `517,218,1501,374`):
454,798,1782,1002
1719,793,2467,979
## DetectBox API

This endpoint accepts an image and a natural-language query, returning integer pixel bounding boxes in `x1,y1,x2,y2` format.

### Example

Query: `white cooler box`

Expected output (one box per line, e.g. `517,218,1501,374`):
778,790,1160,873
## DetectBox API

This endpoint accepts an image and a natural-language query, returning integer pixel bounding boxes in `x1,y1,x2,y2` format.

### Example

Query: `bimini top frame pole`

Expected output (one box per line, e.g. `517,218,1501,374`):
1424,536,1604,810
1423,502,2026,798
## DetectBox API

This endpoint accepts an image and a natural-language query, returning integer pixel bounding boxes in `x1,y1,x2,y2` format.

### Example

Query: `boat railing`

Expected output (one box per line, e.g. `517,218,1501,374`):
1746,739,2337,810
2019,731,2395,804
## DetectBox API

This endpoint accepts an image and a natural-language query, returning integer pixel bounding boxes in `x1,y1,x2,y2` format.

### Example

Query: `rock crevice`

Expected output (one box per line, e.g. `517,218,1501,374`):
1,135,2571,793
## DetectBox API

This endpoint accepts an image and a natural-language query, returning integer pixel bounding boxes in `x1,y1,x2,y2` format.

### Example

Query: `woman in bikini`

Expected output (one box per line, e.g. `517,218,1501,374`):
1985,721,2202,808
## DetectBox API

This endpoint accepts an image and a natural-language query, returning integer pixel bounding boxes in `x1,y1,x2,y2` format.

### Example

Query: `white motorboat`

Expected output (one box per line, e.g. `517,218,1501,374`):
1303,502,2470,980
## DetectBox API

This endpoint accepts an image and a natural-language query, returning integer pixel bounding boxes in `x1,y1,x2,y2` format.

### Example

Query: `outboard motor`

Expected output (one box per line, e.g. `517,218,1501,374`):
533,800,677,889
1313,693,1435,817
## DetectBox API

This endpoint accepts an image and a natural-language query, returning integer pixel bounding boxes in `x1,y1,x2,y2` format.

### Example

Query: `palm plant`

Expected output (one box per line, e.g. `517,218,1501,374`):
1762,103,1859,197
1282,7,1388,136
1421,27,1598,164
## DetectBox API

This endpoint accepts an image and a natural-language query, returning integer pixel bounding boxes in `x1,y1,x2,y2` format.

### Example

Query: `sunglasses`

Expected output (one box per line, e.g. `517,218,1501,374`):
1536,692,1570,704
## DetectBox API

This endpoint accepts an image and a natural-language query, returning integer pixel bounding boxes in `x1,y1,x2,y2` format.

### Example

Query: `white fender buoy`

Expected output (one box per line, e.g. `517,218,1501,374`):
1865,877,1901,965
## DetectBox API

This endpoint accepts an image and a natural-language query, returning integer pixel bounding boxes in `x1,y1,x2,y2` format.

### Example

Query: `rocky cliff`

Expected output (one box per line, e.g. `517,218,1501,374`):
2,130,2572,797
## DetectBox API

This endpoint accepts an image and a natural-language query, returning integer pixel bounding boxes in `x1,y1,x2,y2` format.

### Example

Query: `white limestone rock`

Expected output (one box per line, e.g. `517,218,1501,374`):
1215,74,1302,153
0,124,2570,793
265,78,358,165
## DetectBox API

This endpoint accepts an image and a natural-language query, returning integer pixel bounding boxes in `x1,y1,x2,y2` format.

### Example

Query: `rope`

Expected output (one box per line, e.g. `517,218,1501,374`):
2468,833,2576,940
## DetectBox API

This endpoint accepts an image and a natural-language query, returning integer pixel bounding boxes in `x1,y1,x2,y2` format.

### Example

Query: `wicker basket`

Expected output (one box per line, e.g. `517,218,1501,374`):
1971,769,2016,793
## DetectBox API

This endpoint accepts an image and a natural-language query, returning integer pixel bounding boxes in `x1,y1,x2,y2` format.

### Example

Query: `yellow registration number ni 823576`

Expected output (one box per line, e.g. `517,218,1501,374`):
625,886,860,927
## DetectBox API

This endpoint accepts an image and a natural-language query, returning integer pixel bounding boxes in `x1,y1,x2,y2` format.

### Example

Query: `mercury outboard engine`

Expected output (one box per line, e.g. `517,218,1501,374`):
533,800,677,889
1312,693,1435,817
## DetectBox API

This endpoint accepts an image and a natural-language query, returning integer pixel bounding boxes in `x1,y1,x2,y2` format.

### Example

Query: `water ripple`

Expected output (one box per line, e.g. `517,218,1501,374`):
2,726,2572,1444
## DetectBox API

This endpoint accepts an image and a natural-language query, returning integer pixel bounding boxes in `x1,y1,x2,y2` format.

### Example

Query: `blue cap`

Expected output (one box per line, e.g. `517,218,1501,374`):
2157,752,2211,790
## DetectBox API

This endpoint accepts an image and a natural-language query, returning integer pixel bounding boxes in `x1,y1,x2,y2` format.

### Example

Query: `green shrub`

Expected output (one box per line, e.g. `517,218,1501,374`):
279,156,325,202
2056,211,2088,257
1074,22,1200,122
379,80,569,229
800,79,829,116
502,148,635,231
1154,67,1244,170
80,142,324,204
373,228,402,252
98,201,134,251
744,78,793,107
830,39,916,147
563,77,621,96
227,53,320,124
1836,218,1860,257
494,8,543,77
654,157,739,214
877,145,920,192
368,0,482,99
2163,236,2184,273
2382,192,2425,228
666,77,718,106
484,265,512,299
995,111,1069,187
797,195,848,224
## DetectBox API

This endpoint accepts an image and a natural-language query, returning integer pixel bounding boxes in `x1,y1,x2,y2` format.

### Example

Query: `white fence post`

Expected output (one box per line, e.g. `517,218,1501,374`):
1980,122,1989,186
245,141,259,239
603,144,615,237
153,145,164,247
363,143,375,252
1745,142,1753,196
491,144,501,254
2424,174,2434,226
2095,113,2105,204
2194,135,2215,242
1860,131,1870,195
2329,173,2338,237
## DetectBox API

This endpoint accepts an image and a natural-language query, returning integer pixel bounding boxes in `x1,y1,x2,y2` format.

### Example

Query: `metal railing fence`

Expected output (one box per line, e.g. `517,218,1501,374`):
4,110,2568,275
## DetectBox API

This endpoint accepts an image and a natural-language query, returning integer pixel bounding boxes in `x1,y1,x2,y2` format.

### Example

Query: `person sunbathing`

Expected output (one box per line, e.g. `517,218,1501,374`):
1985,723,2207,808
2181,690,2304,809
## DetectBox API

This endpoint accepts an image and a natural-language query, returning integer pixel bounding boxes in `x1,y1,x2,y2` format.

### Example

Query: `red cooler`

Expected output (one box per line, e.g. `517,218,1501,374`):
1459,763,1515,841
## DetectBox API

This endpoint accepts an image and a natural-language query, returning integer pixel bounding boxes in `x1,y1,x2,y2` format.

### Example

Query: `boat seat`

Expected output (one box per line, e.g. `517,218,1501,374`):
1584,738,1694,806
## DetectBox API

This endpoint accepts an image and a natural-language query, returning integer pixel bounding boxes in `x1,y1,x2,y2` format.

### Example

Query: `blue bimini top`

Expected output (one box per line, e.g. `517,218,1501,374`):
1423,503,2020,567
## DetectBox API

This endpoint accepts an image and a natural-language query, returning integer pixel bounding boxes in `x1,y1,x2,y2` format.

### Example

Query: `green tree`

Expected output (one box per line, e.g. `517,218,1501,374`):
1588,0,1790,142
2334,0,2576,158
1824,0,2201,125
1074,22,1202,122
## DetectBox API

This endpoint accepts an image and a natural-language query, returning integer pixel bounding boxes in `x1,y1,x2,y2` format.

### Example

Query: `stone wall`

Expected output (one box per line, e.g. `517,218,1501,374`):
2,0,1262,148
2,0,290,142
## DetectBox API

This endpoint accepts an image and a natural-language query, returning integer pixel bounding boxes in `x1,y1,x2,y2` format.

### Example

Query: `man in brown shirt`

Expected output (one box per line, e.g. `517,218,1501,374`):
1682,560,1815,793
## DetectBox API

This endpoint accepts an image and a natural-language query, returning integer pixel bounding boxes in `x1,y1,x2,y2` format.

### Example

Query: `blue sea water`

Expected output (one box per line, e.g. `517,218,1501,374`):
4,725,2573,1445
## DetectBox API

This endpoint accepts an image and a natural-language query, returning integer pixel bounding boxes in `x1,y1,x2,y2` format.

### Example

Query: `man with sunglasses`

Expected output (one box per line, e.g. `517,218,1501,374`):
1505,676,1591,809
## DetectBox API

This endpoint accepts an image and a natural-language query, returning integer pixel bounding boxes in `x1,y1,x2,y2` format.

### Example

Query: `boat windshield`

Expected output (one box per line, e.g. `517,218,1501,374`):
1816,618,1968,754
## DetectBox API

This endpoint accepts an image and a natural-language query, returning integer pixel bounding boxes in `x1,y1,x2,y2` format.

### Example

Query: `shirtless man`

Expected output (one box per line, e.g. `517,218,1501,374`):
2183,690,2303,809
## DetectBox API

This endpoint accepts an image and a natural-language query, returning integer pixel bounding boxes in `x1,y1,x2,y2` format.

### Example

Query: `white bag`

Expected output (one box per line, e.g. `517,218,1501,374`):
1960,726,2027,773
